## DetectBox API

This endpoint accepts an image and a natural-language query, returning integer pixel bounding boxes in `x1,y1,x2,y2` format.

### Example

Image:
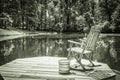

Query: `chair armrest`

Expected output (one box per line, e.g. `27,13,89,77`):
68,38,86,48
68,40,81,45
79,37,87,42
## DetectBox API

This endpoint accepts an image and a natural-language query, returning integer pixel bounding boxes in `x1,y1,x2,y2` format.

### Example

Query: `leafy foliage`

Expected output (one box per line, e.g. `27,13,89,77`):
0,0,120,32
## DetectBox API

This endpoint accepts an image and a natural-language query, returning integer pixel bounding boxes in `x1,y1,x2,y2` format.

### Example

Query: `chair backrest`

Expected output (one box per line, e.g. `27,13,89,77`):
84,24,102,51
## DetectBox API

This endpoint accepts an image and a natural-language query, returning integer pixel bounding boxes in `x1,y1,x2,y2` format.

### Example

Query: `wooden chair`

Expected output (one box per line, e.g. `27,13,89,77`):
67,24,103,71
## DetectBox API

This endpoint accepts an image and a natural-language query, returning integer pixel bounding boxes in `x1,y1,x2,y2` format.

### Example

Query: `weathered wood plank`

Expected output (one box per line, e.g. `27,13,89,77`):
4,77,46,80
1,71,93,80
2,63,58,68
0,56,116,80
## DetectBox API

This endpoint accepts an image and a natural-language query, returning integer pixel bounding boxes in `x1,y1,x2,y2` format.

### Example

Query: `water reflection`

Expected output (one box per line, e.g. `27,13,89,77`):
113,37,120,70
0,37,69,65
0,35,120,71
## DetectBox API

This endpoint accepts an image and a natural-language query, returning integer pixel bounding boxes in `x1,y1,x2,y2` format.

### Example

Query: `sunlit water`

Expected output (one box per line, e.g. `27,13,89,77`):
0,34,120,71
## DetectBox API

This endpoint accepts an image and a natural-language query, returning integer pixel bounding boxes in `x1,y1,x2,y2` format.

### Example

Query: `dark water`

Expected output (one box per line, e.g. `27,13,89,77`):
0,34,120,71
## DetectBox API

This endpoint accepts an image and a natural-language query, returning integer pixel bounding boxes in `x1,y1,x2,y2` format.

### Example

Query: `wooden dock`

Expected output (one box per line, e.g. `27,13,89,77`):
0,56,116,80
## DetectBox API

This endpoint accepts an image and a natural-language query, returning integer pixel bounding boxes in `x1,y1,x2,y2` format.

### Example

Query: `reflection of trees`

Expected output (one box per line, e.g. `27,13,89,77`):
0,40,17,65
4,40,15,56
95,37,118,69
54,39,68,57
0,41,6,65
45,39,55,56
113,37,120,70
95,38,110,62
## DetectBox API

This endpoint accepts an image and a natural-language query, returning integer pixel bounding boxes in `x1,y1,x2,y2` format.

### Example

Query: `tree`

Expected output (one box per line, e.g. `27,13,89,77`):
111,5,120,32
99,0,118,21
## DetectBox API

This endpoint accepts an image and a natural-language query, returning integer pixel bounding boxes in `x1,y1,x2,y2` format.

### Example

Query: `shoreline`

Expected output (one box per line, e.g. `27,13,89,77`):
1,28,120,41
0,29,57,41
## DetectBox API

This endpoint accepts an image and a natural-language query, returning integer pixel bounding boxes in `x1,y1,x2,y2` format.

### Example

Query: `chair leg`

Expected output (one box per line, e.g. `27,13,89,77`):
74,56,86,71
68,51,90,71
72,52,86,71
78,59,86,71
84,54,95,66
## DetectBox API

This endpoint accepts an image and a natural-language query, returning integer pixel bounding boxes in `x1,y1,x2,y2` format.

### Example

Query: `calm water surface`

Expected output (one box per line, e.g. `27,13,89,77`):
0,34,120,71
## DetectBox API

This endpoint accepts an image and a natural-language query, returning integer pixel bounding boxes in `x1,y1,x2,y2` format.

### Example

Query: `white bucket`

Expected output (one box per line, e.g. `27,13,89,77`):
59,59,70,74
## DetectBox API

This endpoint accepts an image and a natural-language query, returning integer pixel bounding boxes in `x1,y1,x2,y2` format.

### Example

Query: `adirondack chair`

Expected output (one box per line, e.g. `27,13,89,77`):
67,22,107,71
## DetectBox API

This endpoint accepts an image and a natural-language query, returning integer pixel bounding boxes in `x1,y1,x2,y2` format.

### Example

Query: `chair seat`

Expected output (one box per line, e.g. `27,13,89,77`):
68,47,92,54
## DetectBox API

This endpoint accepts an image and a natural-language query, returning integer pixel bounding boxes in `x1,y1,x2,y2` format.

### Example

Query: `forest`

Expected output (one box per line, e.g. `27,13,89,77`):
0,0,120,33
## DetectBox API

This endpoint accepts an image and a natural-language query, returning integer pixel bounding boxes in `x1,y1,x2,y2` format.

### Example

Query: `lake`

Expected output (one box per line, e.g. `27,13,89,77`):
0,34,120,71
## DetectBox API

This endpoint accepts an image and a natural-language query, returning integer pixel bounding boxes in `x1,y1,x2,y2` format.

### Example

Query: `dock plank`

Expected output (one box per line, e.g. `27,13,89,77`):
0,56,116,80
4,77,46,80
